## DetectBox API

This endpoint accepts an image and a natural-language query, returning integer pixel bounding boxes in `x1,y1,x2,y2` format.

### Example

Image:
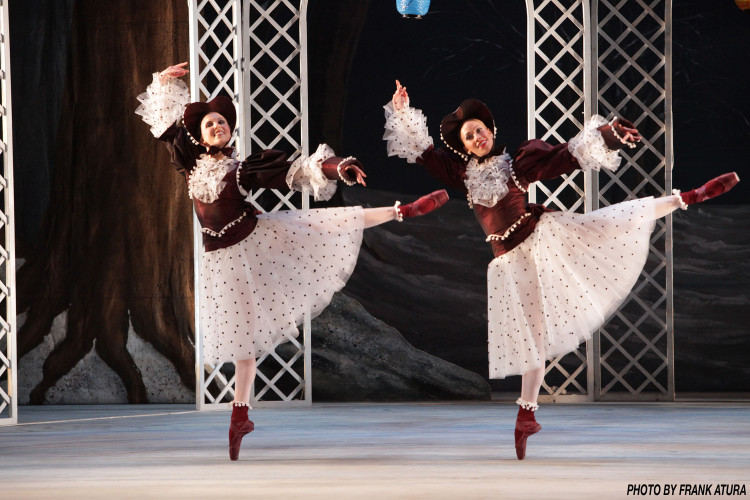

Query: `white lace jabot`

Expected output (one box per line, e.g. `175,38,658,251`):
188,153,236,203
464,153,513,208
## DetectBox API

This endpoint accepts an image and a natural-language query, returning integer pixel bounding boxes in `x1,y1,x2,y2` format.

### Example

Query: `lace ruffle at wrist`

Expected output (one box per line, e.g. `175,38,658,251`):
567,114,622,173
336,156,358,186
672,189,688,210
516,397,539,411
135,72,191,138
285,143,338,201
383,101,434,163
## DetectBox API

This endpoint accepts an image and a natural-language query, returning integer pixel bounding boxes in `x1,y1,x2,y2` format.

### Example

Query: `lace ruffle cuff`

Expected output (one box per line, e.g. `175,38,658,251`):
286,143,338,201
567,114,622,172
383,101,433,163
135,72,191,138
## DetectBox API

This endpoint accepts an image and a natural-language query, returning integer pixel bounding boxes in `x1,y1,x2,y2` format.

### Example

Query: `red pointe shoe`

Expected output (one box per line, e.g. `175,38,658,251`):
229,402,254,461
514,399,541,460
395,189,449,221
678,172,740,207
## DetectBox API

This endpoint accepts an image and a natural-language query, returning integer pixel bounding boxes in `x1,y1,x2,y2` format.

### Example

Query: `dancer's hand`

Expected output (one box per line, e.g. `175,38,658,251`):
614,118,642,144
342,161,367,187
159,62,189,84
598,117,642,149
392,80,409,111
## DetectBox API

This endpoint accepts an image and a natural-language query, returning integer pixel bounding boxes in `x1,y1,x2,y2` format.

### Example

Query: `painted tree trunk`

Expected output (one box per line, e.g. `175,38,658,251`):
16,0,372,403
17,0,195,403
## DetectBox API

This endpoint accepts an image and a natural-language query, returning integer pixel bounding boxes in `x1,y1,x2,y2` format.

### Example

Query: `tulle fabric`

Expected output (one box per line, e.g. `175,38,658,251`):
383,102,434,163
200,206,364,362
135,73,190,138
487,197,658,379
285,144,338,201
567,115,621,172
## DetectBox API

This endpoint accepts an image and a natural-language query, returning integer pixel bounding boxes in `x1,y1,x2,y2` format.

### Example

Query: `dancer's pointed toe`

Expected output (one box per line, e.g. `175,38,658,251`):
395,189,449,220
679,172,740,206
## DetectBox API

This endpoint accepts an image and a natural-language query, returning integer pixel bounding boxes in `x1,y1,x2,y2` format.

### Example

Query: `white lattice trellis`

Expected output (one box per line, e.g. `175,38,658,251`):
526,0,593,402
594,0,673,401
190,0,311,409
526,0,673,402
0,0,16,425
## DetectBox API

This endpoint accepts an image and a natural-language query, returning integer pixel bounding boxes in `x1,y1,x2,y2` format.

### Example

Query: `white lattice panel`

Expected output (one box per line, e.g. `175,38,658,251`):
525,0,673,402
594,0,673,401
0,0,16,425
190,0,311,409
526,0,593,402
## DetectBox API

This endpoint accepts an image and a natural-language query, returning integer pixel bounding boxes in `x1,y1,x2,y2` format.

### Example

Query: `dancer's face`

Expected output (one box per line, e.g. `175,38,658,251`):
200,112,232,148
460,119,494,158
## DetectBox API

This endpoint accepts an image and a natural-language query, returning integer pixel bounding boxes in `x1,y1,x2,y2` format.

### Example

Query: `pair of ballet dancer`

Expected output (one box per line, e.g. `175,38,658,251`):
139,64,739,460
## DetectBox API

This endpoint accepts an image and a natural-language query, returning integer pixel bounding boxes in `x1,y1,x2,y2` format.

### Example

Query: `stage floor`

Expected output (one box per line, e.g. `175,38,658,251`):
1,402,749,499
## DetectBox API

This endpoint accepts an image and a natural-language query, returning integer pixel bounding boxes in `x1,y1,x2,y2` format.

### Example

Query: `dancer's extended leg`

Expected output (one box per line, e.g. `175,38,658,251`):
652,194,684,219
363,207,398,228
648,171,740,219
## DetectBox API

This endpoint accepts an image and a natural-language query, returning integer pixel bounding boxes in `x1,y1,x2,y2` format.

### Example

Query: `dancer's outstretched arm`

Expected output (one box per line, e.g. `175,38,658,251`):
385,80,467,191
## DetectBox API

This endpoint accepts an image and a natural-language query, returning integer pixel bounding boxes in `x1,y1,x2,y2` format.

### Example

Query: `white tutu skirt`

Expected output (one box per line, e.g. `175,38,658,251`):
199,206,364,363
488,198,658,379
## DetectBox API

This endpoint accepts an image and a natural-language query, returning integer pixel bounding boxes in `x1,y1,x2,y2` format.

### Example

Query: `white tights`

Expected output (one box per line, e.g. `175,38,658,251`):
234,358,257,403
363,206,398,228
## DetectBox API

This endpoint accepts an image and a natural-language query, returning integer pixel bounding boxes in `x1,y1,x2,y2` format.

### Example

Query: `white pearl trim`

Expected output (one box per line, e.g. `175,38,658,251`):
516,397,539,411
608,117,636,149
672,189,688,210
440,131,469,161
201,213,247,238
229,400,252,409
509,164,527,193
485,213,531,242
236,163,249,197
337,156,358,186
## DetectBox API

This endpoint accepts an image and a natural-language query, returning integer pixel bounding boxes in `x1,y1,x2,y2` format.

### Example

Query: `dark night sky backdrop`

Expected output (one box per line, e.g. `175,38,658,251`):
337,1,749,204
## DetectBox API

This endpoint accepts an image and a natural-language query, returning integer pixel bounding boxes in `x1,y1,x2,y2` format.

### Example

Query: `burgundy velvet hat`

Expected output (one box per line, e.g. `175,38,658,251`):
183,95,237,146
439,98,496,160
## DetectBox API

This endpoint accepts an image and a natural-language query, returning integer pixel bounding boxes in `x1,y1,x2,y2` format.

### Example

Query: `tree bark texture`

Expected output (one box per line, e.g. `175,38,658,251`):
17,0,195,403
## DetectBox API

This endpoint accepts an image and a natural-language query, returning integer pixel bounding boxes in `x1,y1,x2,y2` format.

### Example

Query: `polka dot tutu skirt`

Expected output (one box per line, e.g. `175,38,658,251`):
199,206,364,363
487,197,658,379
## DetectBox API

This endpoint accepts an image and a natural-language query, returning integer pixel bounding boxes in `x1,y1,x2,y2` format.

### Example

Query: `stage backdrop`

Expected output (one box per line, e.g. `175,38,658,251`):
10,0,750,403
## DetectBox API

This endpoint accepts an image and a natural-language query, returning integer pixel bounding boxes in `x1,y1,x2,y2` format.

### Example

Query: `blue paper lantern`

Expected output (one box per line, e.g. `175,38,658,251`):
396,0,431,19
